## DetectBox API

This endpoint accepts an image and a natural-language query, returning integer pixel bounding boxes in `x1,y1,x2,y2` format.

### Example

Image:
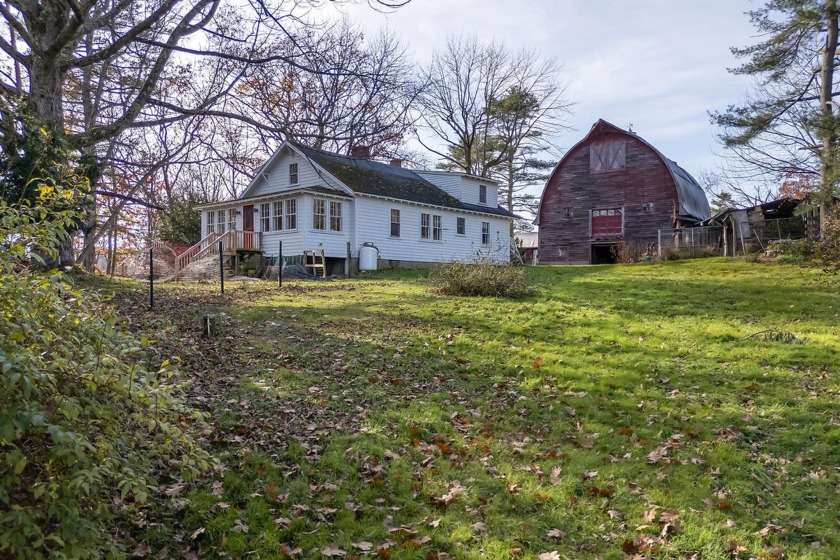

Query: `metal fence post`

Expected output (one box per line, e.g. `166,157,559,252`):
278,240,283,289
219,239,224,295
149,247,154,309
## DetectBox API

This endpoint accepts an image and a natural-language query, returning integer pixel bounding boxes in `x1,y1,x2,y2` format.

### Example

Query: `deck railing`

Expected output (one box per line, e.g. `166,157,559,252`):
175,229,262,275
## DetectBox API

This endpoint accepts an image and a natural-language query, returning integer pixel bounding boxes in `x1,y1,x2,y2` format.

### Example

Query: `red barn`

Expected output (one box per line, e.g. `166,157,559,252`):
535,120,711,264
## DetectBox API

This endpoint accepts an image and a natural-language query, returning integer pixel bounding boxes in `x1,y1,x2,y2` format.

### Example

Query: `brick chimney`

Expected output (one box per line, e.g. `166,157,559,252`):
389,158,402,168
350,145,371,159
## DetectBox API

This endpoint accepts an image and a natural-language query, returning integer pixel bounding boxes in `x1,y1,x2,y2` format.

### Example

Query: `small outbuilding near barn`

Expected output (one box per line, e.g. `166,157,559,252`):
535,120,711,264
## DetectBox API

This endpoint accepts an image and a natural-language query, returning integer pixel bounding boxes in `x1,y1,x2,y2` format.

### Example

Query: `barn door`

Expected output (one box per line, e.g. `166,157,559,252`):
590,140,626,173
591,208,623,236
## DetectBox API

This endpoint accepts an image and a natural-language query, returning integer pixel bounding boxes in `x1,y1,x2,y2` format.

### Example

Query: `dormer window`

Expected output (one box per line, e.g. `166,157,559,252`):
479,184,487,204
289,163,299,185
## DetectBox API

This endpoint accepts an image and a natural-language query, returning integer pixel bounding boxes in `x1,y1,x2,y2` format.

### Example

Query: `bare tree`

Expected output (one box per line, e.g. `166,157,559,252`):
418,36,572,218
417,36,513,177
0,0,410,265
235,19,419,157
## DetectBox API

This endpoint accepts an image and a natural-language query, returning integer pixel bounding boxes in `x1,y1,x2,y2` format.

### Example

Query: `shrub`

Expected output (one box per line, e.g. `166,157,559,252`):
611,242,655,263
431,259,531,298
766,239,822,265
0,188,211,559
821,210,840,273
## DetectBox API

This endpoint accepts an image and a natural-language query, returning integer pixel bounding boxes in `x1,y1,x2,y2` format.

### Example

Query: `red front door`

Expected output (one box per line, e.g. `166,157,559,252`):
243,205,255,249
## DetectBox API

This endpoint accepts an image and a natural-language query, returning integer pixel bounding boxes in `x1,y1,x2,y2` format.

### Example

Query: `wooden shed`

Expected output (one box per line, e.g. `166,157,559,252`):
535,120,711,264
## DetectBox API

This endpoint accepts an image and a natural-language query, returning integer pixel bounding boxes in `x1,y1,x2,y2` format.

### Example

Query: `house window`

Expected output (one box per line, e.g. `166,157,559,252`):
330,201,343,232
272,201,283,230
456,217,465,235
420,213,430,239
590,140,625,173
643,202,654,213
285,199,297,230
313,198,326,230
390,209,400,237
432,215,442,240
289,163,299,185
481,222,490,245
591,208,623,236
260,203,270,232
479,184,487,204
564,207,574,218
217,210,226,234
207,211,215,235
228,208,236,231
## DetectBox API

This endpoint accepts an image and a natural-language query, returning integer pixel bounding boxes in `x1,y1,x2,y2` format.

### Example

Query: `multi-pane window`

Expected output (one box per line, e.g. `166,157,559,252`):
643,202,654,213
207,211,215,235
260,203,270,232
564,207,574,218
420,213,430,239
481,222,490,245
390,209,400,237
479,184,487,204
228,209,236,231
217,210,226,234
289,163,299,185
313,199,326,230
432,215,442,240
272,201,283,230
330,201,343,232
285,199,297,230
456,217,465,235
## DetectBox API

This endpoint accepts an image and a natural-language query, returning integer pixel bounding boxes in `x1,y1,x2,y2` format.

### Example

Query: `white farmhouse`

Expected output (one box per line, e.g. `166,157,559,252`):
185,141,515,275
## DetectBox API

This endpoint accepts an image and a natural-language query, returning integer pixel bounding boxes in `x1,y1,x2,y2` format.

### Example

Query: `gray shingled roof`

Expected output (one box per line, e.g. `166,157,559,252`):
662,158,711,220
291,142,516,218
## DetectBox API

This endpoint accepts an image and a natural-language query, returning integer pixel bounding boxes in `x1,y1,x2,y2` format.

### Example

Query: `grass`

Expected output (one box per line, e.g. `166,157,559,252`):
94,259,840,559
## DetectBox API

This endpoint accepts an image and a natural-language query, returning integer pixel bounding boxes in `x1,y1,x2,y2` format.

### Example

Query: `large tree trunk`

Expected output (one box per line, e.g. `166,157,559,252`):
820,2,839,236
30,50,77,267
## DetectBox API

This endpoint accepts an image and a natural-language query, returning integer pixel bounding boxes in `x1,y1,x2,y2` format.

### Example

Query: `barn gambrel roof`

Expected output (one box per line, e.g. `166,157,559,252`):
536,119,711,224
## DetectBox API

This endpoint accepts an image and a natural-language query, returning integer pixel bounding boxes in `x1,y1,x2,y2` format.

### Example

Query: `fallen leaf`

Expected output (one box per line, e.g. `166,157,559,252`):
322,544,346,557
132,543,151,557
537,552,560,560
352,541,373,551
189,527,205,540
546,529,566,539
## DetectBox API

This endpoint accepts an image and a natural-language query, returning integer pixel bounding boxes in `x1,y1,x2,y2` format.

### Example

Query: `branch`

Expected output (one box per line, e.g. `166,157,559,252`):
96,189,164,210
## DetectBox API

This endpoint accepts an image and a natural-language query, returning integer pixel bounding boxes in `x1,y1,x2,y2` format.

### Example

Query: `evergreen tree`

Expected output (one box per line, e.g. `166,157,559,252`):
713,0,840,230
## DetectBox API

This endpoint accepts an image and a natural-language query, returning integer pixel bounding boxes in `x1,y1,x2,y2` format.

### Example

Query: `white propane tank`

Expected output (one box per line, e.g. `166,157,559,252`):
359,243,379,271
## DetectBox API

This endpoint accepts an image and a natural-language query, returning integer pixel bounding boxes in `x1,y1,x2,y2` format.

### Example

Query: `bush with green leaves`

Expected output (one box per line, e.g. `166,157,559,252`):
430,259,531,298
0,187,211,558
767,239,822,265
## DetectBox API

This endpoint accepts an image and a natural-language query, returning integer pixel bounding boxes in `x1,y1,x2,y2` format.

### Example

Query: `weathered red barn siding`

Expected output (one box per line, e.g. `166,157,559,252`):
537,121,695,264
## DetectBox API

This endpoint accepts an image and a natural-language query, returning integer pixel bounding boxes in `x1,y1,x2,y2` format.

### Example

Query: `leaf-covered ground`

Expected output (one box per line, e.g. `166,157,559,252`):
97,259,840,559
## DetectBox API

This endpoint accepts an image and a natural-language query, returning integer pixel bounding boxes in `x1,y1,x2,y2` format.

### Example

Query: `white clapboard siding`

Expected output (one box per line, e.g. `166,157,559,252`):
243,150,346,200
415,172,499,209
353,196,510,264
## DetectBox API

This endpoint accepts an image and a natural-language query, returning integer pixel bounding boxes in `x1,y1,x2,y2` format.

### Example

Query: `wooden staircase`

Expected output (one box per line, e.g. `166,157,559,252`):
175,229,262,278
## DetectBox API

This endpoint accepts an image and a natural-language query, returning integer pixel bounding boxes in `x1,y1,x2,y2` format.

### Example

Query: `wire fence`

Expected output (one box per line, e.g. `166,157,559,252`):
657,226,723,258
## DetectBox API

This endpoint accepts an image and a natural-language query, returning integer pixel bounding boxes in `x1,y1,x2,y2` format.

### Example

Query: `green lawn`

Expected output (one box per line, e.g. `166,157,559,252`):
105,259,840,559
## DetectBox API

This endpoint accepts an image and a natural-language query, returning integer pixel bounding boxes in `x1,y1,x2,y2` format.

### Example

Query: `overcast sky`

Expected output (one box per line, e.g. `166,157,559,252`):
323,0,761,185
